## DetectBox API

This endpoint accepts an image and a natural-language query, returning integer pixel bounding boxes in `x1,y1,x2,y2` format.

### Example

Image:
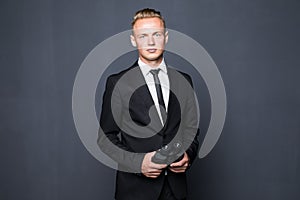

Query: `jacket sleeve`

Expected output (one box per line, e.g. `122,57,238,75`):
97,75,144,173
182,74,200,166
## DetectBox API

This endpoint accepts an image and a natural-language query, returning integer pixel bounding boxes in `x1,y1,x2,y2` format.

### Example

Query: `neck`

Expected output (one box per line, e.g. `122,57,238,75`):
139,56,163,68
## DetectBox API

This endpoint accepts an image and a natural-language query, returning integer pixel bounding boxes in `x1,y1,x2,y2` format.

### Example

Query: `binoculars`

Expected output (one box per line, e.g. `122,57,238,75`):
151,142,184,165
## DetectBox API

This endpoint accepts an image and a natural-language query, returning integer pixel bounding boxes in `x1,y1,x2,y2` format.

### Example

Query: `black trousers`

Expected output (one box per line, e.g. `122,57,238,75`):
158,178,186,200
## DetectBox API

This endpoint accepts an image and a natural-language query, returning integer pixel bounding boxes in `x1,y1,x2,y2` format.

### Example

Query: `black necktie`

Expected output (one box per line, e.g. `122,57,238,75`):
150,69,167,124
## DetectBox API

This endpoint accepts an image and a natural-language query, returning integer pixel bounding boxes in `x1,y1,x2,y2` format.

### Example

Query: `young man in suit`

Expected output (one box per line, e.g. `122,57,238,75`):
98,8,199,200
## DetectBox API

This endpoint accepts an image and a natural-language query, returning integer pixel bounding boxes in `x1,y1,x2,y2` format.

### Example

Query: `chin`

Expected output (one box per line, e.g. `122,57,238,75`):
146,57,160,61
144,54,163,61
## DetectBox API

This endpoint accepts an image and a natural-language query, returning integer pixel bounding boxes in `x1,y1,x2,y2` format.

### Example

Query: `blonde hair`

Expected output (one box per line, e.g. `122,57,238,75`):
131,8,166,28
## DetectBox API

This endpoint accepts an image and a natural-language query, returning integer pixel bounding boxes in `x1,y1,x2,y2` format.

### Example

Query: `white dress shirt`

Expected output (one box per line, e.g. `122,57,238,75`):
138,58,170,125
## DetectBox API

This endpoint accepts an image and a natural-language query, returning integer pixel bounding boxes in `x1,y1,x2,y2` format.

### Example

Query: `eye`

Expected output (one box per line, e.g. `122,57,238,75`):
138,35,146,39
154,33,162,37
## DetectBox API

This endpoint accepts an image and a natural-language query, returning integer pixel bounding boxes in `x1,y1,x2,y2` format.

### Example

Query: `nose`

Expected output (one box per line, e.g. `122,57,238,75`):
147,36,155,46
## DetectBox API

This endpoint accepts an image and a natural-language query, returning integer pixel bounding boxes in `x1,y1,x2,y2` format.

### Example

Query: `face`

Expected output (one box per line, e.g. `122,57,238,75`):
131,17,168,66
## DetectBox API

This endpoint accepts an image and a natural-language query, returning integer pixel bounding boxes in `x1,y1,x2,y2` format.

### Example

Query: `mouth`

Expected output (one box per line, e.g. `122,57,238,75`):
146,49,157,53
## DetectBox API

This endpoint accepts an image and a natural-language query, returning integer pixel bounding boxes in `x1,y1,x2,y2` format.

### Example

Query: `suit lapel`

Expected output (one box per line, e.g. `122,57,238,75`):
129,61,156,109
128,61,180,129
127,62,163,128
165,68,176,125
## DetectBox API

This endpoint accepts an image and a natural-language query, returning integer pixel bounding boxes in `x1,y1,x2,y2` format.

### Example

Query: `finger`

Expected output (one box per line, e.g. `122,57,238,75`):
146,168,163,173
148,175,159,178
171,166,186,170
150,163,167,169
148,169,162,174
170,153,189,167
170,160,186,167
145,174,160,177
169,167,186,173
149,172,161,177
142,168,161,174
169,165,188,171
145,173,160,178
169,168,181,173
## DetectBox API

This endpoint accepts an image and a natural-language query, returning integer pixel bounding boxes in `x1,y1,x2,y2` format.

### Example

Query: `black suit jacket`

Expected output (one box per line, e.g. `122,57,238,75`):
98,61,199,200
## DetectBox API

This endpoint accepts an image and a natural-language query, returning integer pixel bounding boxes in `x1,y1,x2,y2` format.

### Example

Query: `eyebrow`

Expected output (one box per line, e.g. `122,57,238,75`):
137,31,163,36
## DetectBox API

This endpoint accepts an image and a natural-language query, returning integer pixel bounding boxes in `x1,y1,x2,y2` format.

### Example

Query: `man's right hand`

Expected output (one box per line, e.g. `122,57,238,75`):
141,151,167,178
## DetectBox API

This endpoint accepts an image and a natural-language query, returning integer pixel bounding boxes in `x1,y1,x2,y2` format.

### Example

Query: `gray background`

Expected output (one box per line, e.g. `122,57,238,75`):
1,0,300,199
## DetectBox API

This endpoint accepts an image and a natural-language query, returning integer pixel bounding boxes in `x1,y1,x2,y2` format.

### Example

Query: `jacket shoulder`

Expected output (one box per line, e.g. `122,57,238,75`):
168,67,193,86
105,61,139,83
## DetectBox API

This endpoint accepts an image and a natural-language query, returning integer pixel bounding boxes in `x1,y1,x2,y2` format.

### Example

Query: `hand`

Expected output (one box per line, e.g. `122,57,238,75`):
169,152,189,173
141,151,167,178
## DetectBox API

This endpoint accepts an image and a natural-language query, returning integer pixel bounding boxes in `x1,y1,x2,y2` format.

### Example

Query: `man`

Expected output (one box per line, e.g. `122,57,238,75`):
98,8,199,200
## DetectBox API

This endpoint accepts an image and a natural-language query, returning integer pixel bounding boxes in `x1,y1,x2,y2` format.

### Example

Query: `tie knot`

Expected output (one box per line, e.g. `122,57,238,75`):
150,69,160,76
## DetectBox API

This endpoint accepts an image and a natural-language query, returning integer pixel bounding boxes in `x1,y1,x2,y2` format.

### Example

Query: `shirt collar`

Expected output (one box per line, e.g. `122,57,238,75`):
138,58,167,76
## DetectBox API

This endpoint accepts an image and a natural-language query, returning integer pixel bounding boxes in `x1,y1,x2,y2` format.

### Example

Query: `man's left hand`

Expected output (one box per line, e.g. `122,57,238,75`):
168,152,189,173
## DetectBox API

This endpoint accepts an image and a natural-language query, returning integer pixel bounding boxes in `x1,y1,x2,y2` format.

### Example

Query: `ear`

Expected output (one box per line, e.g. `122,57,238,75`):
164,30,169,44
130,34,137,47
